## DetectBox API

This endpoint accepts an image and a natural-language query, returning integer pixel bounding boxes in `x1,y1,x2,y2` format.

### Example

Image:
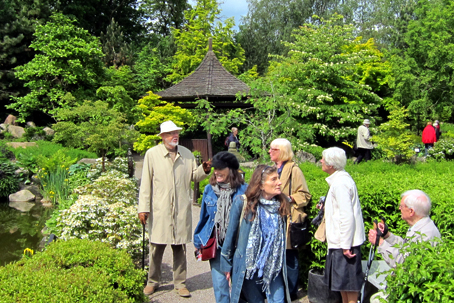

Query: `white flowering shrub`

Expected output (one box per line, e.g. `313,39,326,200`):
86,157,133,181
74,169,138,206
428,138,454,161
56,195,146,259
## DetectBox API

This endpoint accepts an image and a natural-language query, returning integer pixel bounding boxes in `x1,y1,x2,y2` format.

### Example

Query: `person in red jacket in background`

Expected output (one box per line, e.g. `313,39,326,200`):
422,121,437,156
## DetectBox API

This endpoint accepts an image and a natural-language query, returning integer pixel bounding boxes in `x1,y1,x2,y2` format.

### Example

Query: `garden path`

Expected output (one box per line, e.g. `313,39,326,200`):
134,156,309,303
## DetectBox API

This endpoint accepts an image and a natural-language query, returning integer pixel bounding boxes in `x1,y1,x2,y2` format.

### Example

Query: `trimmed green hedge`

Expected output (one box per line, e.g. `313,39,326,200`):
297,160,454,284
0,239,145,302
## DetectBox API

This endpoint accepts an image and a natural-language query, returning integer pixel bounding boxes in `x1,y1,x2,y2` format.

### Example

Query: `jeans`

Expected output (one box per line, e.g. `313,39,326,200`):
242,272,285,303
210,247,230,303
286,249,299,297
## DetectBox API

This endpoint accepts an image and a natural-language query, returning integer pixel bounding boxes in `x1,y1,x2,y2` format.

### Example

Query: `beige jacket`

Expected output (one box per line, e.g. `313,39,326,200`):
356,124,373,149
138,144,209,244
280,161,311,249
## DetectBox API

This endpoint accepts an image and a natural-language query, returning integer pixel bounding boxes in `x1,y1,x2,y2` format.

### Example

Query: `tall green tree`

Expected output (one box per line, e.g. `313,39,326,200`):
100,18,133,68
0,0,52,120
140,0,189,36
389,0,454,126
167,0,245,83
8,13,105,122
56,0,144,41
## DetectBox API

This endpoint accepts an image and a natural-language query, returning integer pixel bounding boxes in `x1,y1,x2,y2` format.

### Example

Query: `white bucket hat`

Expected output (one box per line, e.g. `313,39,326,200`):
363,119,370,125
157,120,182,136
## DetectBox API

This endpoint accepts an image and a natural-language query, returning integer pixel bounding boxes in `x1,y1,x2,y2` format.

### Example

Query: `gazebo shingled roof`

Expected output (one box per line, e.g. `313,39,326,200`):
157,38,250,103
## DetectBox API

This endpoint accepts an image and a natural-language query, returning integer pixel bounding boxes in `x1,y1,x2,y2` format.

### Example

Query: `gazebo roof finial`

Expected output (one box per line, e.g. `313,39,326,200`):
208,37,213,51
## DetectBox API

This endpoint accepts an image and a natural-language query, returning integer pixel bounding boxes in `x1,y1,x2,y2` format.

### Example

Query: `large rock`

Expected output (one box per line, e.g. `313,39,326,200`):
43,127,55,136
26,121,36,128
9,200,35,212
9,189,36,202
77,158,97,165
20,184,43,200
7,125,25,138
295,151,317,163
6,142,37,149
0,123,6,132
4,114,17,125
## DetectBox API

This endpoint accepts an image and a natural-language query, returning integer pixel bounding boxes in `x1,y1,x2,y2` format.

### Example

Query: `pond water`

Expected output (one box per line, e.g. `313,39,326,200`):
0,198,53,266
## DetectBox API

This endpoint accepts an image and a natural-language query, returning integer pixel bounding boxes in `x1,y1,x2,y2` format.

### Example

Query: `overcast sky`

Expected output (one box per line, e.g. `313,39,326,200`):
189,0,249,30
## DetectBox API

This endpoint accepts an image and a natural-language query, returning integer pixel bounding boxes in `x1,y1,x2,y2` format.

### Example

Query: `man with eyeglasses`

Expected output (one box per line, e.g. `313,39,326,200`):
367,190,440,303
368,189,440,268
138,120,212,298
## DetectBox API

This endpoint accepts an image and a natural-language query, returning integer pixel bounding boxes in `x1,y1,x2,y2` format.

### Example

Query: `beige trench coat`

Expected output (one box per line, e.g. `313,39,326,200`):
280,161,311,249
356,125,373,149
138,144,209,244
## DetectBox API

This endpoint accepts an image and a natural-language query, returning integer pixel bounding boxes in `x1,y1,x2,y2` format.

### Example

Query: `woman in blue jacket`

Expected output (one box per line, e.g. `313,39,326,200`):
221,165,291,303
193,151,247,303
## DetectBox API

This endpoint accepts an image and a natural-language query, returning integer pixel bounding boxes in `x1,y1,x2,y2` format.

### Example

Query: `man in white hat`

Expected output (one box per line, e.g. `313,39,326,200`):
138,120,212,298
355,119,373,164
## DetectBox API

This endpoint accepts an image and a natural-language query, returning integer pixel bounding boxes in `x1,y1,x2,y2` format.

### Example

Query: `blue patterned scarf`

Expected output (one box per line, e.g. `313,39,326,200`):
245,197,285,295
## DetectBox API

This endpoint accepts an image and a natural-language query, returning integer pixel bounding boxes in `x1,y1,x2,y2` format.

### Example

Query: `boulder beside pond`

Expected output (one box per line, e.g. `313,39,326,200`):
9,189,36,203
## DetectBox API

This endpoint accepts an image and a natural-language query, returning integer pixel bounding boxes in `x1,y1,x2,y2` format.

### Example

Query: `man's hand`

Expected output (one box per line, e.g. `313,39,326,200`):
138,212,149,225
378,217,389,238
225,272,231,288
343,249,356,258
202,159,212,174
369,229,384,246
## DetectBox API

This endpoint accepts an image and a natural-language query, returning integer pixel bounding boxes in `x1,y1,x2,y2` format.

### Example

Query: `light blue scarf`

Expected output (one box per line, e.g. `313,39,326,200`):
245,197,285,295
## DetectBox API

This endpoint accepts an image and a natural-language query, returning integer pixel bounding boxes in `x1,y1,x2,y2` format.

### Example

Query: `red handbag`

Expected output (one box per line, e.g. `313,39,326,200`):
200,236,217,261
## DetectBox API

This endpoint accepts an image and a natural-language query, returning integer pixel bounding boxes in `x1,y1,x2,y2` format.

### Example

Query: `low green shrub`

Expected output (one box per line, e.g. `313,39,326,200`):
0,239,145,302
0,162,20,197
384,235,453,302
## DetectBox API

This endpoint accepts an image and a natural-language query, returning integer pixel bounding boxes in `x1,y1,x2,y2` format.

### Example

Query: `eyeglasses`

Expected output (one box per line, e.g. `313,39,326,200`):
261,165,272,175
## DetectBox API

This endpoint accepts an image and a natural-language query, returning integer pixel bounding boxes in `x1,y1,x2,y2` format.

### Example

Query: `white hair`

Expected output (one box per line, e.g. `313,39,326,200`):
322,147,347,171
401,190,431,217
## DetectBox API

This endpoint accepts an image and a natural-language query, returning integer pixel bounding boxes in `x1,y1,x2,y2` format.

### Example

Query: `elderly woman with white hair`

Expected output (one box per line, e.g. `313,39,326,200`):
320,147,365,303
269,138,311,300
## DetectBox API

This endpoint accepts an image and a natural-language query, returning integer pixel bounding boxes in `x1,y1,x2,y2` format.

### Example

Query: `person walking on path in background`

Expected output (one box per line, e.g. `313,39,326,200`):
422,121,437,156
138,120,212,298
368,190,441,303
355,119,373,164
226,127,240,150
433,121,441,141
321,147,366,303
221,165,292,303
193,151,248,303
269,138,311,301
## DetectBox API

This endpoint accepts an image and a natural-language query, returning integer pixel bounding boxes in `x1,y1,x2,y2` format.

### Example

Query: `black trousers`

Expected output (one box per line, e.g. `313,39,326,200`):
355,148,371,163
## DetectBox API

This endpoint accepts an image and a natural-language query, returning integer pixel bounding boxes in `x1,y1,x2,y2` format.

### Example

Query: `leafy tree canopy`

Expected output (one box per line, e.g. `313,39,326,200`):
134,92,193,153
8,13,105,122
166,0,245,84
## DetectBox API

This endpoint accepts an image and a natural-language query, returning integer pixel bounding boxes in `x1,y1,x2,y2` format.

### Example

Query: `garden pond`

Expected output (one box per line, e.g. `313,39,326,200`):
0,198,53,266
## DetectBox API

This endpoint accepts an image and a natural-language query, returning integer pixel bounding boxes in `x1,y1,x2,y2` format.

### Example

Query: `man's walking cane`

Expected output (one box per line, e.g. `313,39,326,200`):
358,218,383,303
142,222,146,271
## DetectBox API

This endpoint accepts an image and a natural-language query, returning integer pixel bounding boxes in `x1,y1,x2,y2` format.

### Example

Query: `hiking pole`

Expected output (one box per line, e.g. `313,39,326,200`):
142,222,146,271
358,219,382,303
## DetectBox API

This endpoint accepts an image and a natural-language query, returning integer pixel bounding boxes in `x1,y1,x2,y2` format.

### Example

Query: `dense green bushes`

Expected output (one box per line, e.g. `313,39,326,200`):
297,160,454,283
0,239,145,302
385,235,454,302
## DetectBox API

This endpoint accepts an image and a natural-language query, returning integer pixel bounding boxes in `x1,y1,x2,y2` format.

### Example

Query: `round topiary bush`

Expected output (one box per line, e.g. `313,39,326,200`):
0,238,145,302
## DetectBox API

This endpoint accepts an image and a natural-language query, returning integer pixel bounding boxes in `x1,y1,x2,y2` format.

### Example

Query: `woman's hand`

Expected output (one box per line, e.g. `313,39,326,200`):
343,249,356,258
225,272,231,288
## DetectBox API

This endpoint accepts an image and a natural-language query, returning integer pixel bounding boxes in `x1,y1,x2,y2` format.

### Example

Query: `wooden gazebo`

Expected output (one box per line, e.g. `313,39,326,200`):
157,38,250,158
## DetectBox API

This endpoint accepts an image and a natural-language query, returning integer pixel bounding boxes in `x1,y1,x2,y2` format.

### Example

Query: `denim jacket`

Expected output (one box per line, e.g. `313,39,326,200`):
193,183,248,249
220,195,291,303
